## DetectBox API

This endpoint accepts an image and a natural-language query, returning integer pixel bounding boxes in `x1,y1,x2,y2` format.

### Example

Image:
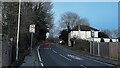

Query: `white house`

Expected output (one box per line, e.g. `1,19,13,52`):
68,25,118,46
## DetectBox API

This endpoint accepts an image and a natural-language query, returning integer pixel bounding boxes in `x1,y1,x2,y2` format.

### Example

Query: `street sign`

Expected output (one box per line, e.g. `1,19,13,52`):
29,24,35,33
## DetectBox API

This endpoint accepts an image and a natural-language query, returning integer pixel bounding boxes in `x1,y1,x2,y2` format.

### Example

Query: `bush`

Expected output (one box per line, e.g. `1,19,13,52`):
98,32,109,38
74,39,90,52
59,30,68,44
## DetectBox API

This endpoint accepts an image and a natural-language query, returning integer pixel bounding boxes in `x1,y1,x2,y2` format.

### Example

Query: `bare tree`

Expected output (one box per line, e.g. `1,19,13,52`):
111,29,119,38
101,29,112,38
76,18,90,26
1,2,54,64
33,2,53,41
0,3,2,34
0,3,2,23
59,12,80,30
59,11,90,31
2,2,19,38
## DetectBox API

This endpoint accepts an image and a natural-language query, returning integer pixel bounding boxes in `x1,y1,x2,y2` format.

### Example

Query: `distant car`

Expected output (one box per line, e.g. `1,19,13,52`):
59,40,62,43
59,40,65,44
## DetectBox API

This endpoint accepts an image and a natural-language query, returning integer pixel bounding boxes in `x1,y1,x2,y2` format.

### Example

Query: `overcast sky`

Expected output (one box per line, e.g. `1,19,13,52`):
53,2,118,31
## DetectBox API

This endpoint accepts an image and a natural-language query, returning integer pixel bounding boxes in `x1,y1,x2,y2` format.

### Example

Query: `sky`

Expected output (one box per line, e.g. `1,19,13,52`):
52,2,118,31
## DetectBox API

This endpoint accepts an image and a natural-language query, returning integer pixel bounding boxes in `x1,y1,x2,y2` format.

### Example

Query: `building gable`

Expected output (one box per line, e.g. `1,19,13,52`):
71,25,99,31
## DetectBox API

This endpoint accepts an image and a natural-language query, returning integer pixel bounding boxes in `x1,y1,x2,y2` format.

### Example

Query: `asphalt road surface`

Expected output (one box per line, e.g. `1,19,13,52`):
37,43,116,68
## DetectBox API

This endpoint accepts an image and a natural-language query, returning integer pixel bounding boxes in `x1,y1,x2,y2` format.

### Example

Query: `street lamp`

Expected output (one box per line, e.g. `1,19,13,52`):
16,0,21,61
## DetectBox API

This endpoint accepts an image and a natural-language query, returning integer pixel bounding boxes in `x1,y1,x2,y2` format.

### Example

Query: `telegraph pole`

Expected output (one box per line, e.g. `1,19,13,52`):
16,0,21,61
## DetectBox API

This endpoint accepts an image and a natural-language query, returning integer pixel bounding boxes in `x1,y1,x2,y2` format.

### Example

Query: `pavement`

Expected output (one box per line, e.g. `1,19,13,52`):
19,47,41,68
20,43,120,68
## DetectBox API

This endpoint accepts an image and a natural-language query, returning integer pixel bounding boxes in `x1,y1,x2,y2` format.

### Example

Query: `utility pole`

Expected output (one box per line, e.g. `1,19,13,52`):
16,0,21,61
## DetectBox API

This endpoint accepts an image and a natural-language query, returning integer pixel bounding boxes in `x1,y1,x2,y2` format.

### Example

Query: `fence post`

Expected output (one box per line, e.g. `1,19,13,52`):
118,42,120,65
98,42,100,56
93,41,95,55
90,41,92,54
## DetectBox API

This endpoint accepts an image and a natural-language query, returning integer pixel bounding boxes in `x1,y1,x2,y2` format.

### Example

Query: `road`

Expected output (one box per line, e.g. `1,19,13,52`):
37,43,116,68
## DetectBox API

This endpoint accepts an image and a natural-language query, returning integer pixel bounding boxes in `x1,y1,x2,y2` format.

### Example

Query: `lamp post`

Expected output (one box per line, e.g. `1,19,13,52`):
16,0,21,61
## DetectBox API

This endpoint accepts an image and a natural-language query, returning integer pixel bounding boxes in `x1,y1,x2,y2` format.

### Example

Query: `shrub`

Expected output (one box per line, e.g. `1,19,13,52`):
98,32,109,38
74,39,90,52
70,37,76,47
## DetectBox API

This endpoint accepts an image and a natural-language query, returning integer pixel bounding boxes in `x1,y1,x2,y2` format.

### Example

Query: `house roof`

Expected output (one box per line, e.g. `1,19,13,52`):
71,25,99,31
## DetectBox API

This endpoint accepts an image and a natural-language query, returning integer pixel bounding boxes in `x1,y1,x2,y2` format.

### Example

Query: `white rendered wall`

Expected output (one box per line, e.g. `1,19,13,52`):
70,31,98,39
68,31,118,46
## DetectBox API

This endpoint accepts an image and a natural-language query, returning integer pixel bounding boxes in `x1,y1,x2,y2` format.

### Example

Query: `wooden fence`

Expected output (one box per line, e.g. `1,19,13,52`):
91,42,120,60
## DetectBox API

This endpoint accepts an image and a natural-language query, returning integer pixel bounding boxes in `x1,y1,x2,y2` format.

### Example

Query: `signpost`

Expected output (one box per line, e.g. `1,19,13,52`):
29,24,35,55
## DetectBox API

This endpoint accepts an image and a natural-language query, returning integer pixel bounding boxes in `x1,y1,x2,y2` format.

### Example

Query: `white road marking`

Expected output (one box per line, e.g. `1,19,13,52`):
41,63,44,66
52,50,57,53
80,65,87,68
67,54,83,60
37,46,44,66
83,56,114,66
59,54,72,61
91,59,114,66
37,46,42,61
55,44,113,66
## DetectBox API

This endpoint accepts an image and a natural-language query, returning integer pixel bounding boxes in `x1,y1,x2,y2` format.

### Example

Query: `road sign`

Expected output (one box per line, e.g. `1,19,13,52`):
29,24,35,33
